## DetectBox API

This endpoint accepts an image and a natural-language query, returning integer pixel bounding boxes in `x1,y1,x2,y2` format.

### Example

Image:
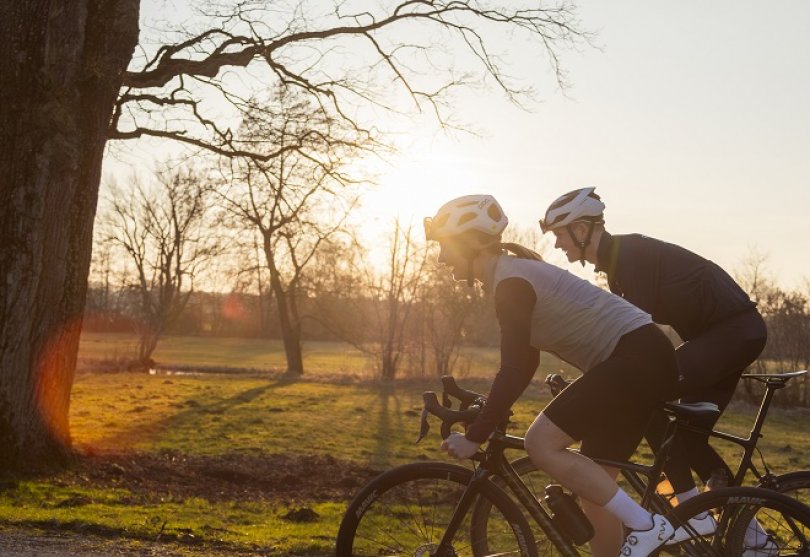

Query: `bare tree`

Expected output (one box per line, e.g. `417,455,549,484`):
759,287,810,405
97,168,219,367
217,84,373,375
2,0,585,469
416,248,487,376
304,235,371,343
359,221,429,380
735,248,810,405
735,246,772,306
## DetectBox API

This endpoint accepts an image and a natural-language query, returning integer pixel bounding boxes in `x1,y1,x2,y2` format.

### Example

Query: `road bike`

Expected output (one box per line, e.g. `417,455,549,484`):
335,373,810,556
475,370,810,555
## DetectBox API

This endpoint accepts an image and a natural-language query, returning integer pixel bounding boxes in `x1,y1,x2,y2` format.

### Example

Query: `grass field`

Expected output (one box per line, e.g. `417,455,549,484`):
0,334,807,555
77,332,583,378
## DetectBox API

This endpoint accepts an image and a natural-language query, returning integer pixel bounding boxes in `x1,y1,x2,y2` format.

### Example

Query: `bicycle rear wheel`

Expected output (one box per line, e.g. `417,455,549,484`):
664,486,810,556
761,470,810,508
336,461,538,557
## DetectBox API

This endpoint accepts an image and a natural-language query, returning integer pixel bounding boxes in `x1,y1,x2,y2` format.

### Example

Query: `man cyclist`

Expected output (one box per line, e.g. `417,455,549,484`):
427,194,679,557
539,187,770,554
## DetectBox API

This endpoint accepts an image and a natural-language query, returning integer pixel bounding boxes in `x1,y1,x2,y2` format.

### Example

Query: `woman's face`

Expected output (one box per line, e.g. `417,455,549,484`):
438,239,471,282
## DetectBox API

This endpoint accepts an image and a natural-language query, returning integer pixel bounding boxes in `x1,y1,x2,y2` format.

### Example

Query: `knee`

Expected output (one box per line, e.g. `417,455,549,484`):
524,415,567,469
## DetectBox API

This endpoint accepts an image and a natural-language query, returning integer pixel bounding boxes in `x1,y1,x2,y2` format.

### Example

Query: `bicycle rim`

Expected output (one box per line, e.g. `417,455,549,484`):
336,462,537,557
665,486,810,556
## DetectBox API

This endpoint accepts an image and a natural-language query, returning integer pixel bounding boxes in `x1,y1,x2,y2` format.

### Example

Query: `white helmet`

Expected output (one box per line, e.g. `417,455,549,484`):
539,187,605,233
424,194,508,243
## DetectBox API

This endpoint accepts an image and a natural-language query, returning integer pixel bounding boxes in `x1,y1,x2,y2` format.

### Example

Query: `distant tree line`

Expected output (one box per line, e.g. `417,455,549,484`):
89,176,810,405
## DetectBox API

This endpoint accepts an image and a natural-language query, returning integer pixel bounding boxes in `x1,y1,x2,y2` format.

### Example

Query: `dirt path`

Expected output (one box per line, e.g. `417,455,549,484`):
0,527,272,556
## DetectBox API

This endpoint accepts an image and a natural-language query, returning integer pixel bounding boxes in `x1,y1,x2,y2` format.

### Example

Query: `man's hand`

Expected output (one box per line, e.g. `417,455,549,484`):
440,432,481,459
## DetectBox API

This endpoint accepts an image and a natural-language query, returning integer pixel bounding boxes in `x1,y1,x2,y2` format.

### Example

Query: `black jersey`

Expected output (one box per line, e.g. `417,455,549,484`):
596,233,755,341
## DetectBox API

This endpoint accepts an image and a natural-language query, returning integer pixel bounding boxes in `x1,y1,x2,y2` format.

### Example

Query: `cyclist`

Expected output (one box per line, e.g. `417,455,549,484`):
539,187,770,554
426,194,679,557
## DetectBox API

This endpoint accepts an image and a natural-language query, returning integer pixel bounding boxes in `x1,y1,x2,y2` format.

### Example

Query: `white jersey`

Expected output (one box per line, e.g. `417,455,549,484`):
492,255,653,371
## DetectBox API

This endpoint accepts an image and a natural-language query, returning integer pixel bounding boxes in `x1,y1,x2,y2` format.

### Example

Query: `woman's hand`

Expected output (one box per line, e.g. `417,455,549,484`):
440,432,481,459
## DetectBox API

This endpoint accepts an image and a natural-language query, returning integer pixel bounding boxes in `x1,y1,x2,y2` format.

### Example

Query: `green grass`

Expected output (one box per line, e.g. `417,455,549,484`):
0,478,343,552
78,333,373,376
77,332,580,378
0,335,806,554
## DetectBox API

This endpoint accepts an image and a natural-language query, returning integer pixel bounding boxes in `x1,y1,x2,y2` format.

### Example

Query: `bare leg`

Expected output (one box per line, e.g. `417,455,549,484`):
526,414,655,556
581,465,624,557
525,414,619,505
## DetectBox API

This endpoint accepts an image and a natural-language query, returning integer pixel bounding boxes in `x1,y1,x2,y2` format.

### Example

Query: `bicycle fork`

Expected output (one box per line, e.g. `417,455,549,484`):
434,467,492,557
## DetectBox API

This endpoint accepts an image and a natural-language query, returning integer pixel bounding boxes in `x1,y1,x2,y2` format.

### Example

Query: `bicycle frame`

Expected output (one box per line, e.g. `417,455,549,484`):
434,412,703,557
435,431,582,557
677,373,798,488
422,371,807,556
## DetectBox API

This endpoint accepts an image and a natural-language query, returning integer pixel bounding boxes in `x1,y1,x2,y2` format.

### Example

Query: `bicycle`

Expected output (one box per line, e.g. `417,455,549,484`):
472,369,810,555
335,375,810,556
537,370,810,499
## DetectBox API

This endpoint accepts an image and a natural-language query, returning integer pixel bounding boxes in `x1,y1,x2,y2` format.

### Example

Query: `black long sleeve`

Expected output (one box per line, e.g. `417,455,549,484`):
465,277,540,443
597,233,755,341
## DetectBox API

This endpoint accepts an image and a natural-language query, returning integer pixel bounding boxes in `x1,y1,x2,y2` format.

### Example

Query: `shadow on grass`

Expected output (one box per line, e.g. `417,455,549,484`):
370,381,406,467
87,381,283,451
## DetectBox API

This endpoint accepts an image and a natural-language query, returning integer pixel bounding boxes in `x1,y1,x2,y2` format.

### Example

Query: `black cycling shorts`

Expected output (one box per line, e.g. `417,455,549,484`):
541,324,678,462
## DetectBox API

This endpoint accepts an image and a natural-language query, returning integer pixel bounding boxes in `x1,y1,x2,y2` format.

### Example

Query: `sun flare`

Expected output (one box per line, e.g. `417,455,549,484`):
355,139,489,245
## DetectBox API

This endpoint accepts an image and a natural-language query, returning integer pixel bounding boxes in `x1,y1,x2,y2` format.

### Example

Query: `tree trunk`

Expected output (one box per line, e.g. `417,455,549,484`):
263,244,304,375
136,324,159,369
0,0,139,471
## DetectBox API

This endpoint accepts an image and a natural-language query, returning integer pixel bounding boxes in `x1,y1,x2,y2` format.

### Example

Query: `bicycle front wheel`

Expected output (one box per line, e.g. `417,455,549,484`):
665,486,810,556
335,461,538,557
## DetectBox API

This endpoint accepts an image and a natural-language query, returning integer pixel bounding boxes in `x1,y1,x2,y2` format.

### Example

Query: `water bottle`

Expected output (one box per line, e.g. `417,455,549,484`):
544,484,594,545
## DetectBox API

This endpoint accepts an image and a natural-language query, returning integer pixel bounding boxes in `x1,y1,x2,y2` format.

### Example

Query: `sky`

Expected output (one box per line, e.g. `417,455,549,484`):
118,1,810,288
356,1,810,287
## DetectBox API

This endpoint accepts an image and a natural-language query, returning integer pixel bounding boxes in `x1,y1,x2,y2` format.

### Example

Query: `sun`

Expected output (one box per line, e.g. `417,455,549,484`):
355,138,489,243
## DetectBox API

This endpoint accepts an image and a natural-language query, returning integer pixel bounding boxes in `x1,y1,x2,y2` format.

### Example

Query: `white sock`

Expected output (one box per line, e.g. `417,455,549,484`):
744,518,769,547
603,488,653,530
675,487,700,504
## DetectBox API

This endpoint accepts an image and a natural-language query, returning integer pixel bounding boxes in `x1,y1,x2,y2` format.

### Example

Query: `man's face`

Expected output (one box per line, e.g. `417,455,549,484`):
552,223,586,263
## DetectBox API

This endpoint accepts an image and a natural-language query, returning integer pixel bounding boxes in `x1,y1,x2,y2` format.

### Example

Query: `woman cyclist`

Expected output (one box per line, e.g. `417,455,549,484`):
426,194,679,557
539,187,770,555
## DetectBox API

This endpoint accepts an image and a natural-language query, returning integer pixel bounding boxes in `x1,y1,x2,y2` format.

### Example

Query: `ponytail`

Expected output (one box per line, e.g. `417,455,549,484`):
500,242,543,262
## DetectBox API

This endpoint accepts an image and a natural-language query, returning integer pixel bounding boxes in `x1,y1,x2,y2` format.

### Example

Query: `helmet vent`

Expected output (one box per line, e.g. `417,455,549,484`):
550,191,580,210
487,205,502,222
550,212,569,226
433,213,449,229
457,212,476,226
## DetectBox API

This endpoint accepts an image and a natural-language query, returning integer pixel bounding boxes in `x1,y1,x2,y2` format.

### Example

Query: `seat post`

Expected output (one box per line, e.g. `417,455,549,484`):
643,412,679,507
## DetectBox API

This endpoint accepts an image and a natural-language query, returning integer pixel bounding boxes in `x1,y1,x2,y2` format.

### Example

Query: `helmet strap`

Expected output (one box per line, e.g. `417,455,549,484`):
567,221,597,266
466,257,475,287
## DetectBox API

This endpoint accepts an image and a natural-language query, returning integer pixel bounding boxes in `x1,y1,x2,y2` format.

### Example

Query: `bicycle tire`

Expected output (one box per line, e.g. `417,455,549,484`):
664,486,810,556
335,461,538,557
